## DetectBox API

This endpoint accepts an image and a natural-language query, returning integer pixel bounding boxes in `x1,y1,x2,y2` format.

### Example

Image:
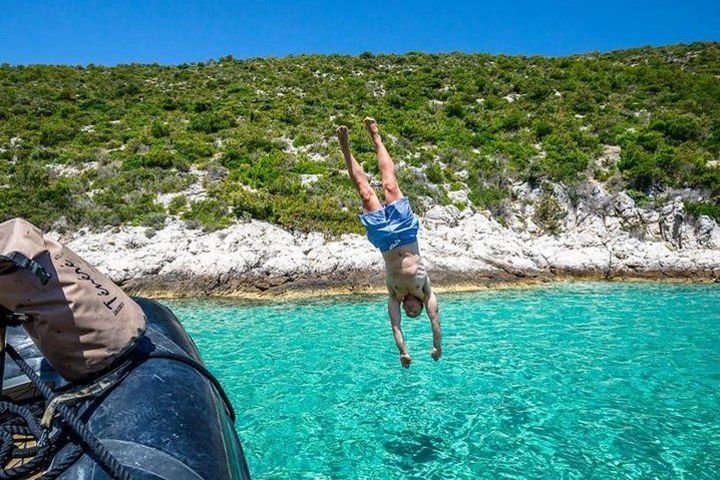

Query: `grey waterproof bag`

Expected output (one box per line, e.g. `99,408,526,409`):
0,218,146,381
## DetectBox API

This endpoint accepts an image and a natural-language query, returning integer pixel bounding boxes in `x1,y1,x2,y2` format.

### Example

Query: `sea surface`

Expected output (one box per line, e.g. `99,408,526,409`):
165,282,720,479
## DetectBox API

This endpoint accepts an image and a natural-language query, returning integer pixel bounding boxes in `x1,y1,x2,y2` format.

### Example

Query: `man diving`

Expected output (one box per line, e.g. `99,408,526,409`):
336,118,442,368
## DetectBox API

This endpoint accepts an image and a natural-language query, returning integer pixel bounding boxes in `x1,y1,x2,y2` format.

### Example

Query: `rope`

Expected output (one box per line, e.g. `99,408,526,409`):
5,344,135,480
0,344,238,479
0,401,55,479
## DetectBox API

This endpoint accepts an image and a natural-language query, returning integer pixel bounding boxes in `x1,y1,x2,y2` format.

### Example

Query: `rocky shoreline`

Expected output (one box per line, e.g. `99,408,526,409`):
58,180,720,298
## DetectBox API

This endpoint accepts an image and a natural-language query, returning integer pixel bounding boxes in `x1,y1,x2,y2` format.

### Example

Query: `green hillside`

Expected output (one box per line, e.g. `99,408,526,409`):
1,42,719,233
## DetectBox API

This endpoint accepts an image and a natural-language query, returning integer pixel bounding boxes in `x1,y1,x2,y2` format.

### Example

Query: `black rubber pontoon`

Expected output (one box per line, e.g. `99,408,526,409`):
2,298,251,480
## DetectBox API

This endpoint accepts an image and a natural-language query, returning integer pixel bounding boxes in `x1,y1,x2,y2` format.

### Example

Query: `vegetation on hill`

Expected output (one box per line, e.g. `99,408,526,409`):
1,42,719,233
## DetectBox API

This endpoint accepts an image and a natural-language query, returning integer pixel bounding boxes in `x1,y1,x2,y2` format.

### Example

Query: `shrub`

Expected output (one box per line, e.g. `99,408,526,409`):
175,138,215,161
183,199,231,231
444,100,465,119
168,195,187,215
123,149,189,171
684,201,720,222
425,162,444,183
294,158,327,175
468,185,506,210
617,144,667,192
533,191,564,235
229,188,275,221
537,134,590,182
144,149,177,169
150,120,170,138
189,111,236,133
625,189,652,207
39,119,76,146
650,115,701,143
1,44,719,233
532,119,553,139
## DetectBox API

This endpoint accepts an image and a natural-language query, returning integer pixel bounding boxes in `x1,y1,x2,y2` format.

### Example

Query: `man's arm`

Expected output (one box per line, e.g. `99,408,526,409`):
388,296,411,368
425,290,442,361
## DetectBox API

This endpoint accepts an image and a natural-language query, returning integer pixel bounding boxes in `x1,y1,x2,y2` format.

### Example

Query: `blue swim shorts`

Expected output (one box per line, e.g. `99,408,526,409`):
359,197,419,252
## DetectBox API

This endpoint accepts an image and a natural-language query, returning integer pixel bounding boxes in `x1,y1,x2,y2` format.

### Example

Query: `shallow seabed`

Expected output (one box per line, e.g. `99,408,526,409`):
165,282,720,479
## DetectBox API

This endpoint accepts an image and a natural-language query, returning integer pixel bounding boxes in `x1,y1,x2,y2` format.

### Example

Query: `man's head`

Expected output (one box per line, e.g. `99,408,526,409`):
402,294,424,318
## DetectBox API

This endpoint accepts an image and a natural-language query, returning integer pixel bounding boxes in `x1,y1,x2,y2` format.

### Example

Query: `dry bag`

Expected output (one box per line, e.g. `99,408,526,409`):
0,218,146,381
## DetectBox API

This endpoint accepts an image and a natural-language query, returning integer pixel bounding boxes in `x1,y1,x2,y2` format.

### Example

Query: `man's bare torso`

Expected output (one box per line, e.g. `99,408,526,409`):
383,241,428,301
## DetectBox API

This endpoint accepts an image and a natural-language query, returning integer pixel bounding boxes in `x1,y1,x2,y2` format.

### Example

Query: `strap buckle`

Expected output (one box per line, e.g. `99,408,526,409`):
0,252,52,285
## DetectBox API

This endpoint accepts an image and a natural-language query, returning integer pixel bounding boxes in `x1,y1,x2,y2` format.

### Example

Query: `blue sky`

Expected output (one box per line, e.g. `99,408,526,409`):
1,0,719,65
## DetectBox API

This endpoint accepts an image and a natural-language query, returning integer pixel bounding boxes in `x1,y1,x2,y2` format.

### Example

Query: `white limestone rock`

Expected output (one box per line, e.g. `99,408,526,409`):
60,180,720,292
424,205,461,228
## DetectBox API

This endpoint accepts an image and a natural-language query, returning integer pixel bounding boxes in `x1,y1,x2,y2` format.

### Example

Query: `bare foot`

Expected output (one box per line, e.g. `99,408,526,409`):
400,354,412,368
364,117,381,138
336,125,350,154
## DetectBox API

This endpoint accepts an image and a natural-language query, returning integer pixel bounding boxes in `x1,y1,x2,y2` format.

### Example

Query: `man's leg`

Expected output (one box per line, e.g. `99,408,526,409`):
337,126,382,212
365,118,403,204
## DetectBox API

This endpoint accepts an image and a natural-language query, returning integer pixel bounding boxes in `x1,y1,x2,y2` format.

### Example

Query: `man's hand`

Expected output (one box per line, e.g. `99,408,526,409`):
400,353,412,368
431,347,441,362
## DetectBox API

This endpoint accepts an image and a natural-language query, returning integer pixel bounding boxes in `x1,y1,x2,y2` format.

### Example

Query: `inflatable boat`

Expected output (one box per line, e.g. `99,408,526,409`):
1,298,251,480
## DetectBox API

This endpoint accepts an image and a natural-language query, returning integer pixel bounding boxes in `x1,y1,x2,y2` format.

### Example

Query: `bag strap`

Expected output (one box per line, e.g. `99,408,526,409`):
0,305,27,326
0,252,52,285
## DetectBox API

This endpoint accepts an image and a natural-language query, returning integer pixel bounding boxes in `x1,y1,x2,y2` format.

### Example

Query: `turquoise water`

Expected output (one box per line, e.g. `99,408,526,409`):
166,282,720,479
